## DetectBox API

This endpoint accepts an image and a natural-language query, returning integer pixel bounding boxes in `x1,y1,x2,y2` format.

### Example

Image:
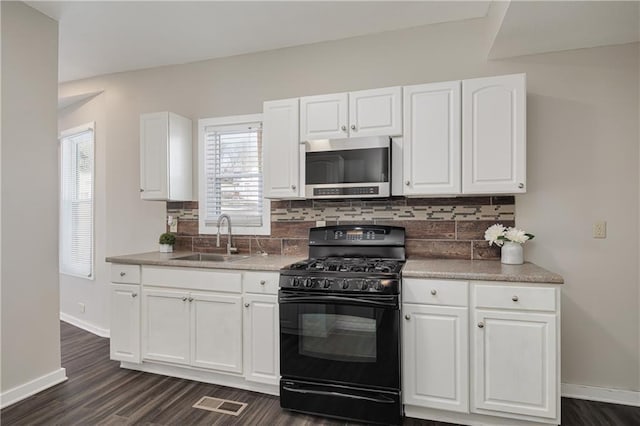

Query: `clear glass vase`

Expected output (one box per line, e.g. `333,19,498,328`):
501,241,523,265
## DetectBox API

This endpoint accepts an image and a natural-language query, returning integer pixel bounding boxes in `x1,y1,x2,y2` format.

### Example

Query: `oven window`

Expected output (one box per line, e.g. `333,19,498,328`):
300,313,377,363
306,148,388,184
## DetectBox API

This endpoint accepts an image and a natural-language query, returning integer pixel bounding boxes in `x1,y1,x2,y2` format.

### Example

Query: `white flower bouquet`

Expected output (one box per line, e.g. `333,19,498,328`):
484,224,534,247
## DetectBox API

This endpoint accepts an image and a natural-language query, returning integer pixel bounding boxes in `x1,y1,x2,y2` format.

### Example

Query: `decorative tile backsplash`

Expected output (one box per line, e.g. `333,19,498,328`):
166,196,515,260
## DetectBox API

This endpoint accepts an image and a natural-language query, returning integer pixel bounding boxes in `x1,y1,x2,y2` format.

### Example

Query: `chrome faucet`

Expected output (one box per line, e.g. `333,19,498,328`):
216,214,237,255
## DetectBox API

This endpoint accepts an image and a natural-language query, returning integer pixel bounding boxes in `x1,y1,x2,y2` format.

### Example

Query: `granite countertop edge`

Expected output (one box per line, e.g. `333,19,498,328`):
105,251,305,272
107,252,563,284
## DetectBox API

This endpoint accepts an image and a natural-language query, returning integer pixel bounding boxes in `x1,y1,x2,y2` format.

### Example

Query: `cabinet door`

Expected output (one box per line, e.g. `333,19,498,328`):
142,288,190,365
462,74,526,194
140,112,169,200
403,82,461,195
263,99,303,199
472,309,557,419
403,304,468,413
349,86,402,137
110,284,141,363
300,93,348,141
190,292,243,373
243,294,279,385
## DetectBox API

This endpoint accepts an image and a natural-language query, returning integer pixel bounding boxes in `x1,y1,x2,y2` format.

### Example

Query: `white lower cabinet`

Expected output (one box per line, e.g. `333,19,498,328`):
191,292,243,372
403,303,468,413
110,283,141,363
243,293,279,385
142,288,191,365
472,309,558,420
141,287,243,374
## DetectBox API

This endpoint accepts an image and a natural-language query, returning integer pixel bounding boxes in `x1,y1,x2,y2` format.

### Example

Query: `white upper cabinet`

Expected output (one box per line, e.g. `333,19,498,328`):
402,81,461,196
462,74,526,194
300,93,348,140
349,87,402,137
300,87,401,141
140,112,192,201
263,98,303,199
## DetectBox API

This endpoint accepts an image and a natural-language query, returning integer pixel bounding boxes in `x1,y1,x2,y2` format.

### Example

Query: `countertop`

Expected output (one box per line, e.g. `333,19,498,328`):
403,259,563,284
106,252,563,284
106,251,305,272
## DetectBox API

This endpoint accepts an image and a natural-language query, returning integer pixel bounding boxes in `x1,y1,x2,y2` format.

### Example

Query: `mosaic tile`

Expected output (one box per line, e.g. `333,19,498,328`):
406,240,472,260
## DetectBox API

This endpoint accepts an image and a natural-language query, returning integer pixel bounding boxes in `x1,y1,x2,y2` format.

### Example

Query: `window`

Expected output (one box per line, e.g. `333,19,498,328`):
60,123,94,278
198,114,270,235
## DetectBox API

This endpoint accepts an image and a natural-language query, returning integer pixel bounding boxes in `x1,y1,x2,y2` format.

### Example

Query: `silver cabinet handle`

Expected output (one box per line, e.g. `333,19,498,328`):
139,188,144,192
404,314,411,320
120,272,126,277
478,322,485,328
188,297,194,302
405,181,410,186
260,280,266,285
512,295,519,302
245,303,250,308
518,183,524,189
430,289,437,296
182,297,188,302
132,293,138,298
341,125,347,131
291,184,296,190
350,124,356,131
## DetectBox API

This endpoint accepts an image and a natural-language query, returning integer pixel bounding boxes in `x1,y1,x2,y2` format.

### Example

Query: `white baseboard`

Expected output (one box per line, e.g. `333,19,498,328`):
60,312,110,338
0,368,67,409
562,383,640,407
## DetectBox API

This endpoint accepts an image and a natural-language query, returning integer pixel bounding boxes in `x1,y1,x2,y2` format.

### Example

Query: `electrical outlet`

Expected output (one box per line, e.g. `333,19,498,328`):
316,220,326,227
170,220,178,233
593,221,607,239
78,302,86,313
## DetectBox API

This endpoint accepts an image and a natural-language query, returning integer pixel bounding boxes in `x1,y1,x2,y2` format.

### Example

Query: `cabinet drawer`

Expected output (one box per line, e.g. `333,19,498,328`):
142,266,241,293
403,279,468,306
243,271,279,295
474,283,556,312
111,264,141,284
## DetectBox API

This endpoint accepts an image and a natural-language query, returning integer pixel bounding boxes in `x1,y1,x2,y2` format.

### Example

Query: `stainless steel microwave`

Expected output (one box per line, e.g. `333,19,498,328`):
304,136,390,199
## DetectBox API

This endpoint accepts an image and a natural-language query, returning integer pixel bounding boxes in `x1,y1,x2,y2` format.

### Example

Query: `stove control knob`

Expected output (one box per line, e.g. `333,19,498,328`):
375,281,384,291
304,278,313,288
341,280,350,290
322,279,331,289
291,277,300,287
361,281,369,290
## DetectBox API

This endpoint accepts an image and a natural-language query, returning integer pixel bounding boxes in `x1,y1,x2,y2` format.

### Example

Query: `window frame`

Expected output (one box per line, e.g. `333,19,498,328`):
198,113,271,236
59,122,95,280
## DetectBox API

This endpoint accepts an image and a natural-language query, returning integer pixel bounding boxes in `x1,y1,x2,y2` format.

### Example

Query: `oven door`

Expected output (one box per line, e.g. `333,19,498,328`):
279,290,400,389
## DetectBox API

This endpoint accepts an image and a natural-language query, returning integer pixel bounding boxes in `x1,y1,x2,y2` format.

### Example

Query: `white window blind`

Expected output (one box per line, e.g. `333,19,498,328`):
60,126,94,278
203,122,264,227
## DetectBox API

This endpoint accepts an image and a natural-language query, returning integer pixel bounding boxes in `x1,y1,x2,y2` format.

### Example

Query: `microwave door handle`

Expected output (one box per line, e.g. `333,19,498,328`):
278,295,397,309
281,385,396,404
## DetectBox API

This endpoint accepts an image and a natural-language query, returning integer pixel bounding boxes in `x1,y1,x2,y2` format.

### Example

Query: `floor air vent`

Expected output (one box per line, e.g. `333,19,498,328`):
192,396,247,416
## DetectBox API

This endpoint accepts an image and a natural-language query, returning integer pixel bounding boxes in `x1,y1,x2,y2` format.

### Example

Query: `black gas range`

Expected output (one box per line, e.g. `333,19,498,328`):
279,225,405,425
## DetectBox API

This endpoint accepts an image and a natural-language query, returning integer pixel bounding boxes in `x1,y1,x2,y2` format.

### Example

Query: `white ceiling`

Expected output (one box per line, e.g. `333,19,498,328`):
489,1,640,59
27,1,491,83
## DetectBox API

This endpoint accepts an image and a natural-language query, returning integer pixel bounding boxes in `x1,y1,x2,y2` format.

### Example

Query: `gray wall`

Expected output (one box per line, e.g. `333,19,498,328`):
1,1,62,393
59,16,640,391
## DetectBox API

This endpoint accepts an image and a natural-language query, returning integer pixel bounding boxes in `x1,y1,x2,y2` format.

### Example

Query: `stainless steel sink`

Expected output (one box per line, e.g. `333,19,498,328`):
171,253,250,262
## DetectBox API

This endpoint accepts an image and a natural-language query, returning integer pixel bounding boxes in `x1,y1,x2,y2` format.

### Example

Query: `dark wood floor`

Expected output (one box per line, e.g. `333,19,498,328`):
2,322,640,425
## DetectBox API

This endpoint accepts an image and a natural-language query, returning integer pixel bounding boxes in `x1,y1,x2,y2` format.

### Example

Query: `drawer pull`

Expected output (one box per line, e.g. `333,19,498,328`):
120,272,126,277
182,297,188,302
260,280,266,285
478,322,485,328
245,303,250,308
188,297,194,302
430,289,437,296
404,314,411,320
512,295,519,302
132,293,138,298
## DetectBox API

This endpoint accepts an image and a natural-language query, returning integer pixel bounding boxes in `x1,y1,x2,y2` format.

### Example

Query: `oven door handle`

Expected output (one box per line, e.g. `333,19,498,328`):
278,295,397,309
282,384,396,404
